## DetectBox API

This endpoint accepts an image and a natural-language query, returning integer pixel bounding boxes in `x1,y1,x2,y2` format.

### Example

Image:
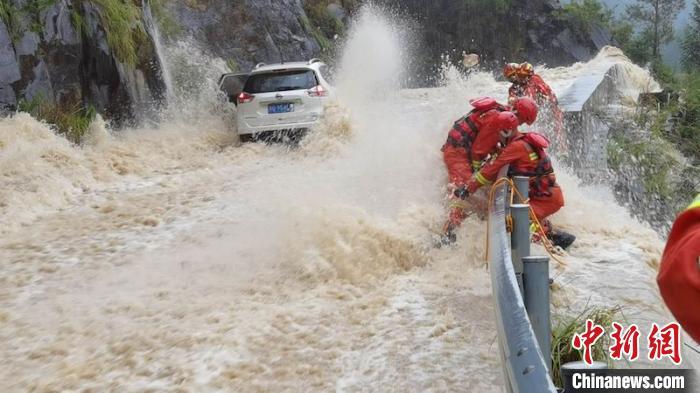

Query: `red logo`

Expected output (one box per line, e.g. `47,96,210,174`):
648,322,681,365
572,319,606,365
609,322,640,361
573,321,683,365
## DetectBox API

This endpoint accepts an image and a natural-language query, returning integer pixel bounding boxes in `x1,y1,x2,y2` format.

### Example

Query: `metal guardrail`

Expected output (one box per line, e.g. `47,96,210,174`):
489,171,557,393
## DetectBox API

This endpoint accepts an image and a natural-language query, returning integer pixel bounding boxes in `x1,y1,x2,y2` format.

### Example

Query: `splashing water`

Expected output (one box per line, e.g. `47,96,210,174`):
335,5,408,105
0,7,693,392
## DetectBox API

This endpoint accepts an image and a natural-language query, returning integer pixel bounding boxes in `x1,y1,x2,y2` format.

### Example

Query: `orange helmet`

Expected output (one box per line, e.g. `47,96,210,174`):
512,97,538,125
503,63,519,82
517,62,534,78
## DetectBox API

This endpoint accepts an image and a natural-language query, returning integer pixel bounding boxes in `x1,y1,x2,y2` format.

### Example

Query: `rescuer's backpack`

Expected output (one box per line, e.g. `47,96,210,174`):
509,132,556,196
445,97,508,149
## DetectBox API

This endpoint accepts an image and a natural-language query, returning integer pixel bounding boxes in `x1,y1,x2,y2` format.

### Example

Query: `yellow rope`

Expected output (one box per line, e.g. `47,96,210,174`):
485,177,567,266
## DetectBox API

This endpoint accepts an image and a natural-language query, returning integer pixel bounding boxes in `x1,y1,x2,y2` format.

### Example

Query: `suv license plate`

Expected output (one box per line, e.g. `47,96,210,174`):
268,103,294,114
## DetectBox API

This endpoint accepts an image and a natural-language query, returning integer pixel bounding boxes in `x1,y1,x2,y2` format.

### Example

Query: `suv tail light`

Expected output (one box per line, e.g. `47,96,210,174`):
237,92,255,104
307,85,328,97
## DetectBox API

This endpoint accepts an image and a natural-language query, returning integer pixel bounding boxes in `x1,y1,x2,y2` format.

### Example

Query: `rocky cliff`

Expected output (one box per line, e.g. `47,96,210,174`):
0,0,612,125
160,0,324,73
372,0,613,82
0,0,167,126
160,0,612,83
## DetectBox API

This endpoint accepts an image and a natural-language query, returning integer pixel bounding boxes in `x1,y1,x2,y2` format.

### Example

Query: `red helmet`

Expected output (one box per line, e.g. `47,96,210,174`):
493,111,519,130
512,97,538,125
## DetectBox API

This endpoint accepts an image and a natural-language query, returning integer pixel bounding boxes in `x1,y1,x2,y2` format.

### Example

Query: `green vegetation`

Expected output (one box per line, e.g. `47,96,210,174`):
561,0,612,33
0,0,67,40
150,0,181,40
82,0,147,66
551,306,621,388
659,0,700,166
682,0,700,69
303,0,344,38
671,74,700,160
627,0,686,60
225,58,239,73
299,13,333,54
563,0,698,215
23,0,56,33
301,0,363,55
70,6,86,37
561,0,684,68
608,131,679,199
18,95,97,144
0,0,24,42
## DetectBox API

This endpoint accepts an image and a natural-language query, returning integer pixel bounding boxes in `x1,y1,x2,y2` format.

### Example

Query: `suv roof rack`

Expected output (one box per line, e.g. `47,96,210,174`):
308,58,321,65
254,62,267,69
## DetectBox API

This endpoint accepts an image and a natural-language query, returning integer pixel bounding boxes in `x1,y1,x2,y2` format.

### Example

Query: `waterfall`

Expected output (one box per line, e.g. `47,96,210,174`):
142,0,174,103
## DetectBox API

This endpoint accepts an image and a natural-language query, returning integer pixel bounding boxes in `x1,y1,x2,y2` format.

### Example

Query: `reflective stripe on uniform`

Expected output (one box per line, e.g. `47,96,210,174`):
449,199,469,210
529,222,539,233
472,160,481,170
529,152,539,161
688,193,700,211
475,171,491,186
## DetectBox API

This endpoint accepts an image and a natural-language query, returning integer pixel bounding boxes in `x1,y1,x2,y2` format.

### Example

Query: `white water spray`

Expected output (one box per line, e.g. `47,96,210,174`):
142,0,175,102
336,6,408,105
0,7,689,392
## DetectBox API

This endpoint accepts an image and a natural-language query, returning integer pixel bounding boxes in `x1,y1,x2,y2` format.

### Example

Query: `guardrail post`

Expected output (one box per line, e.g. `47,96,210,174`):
511,204,530,294
561,361,607,393
511,176,530,295
523,255,552,372
513,176,529,204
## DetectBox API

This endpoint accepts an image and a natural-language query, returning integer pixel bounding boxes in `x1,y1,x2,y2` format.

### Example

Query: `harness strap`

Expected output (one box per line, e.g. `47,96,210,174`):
508,141,555,197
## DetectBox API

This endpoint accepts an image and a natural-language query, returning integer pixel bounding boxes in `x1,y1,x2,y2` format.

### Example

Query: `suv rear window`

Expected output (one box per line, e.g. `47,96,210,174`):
244,69,318,93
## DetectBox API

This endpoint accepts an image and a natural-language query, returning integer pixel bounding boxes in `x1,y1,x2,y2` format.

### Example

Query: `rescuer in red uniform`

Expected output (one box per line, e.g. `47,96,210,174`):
440,97,538,245
504,62,565,148
463,124,576,249
657,194,700,343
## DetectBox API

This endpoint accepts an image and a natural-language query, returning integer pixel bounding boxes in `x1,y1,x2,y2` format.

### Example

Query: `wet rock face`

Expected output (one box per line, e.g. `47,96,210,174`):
0,0,167,126
166,0,321,72
374,0,613,83
0,19,22,110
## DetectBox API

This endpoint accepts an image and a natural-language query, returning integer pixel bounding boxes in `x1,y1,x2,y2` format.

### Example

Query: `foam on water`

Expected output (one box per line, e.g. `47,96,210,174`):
0,7,691,392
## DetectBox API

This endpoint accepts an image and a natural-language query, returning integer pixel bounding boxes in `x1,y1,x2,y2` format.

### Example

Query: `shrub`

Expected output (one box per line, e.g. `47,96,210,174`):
226,58,239,73
304,0,343,36
551,305,621,388
562,0,612,32
150,0,181,40
670,71,700,163
299,13,333,53
81,0,146,66
22,0,56,33
0,0,24,42
18,95,97,144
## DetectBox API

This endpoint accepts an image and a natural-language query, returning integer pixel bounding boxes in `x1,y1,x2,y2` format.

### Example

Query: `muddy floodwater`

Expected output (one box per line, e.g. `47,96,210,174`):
1,9,693,393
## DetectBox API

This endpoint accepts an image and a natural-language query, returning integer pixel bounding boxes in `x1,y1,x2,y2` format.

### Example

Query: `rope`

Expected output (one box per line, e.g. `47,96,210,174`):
485,177,567,266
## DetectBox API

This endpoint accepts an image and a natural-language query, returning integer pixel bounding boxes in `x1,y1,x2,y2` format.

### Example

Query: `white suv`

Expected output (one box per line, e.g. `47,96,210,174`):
219,59,333,142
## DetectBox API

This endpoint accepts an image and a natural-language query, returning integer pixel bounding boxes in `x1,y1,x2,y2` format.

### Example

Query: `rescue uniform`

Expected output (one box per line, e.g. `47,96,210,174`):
657,195,700,343
468,134,564,228
442,102,510,228
443,108,505,185
509,74,565,145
